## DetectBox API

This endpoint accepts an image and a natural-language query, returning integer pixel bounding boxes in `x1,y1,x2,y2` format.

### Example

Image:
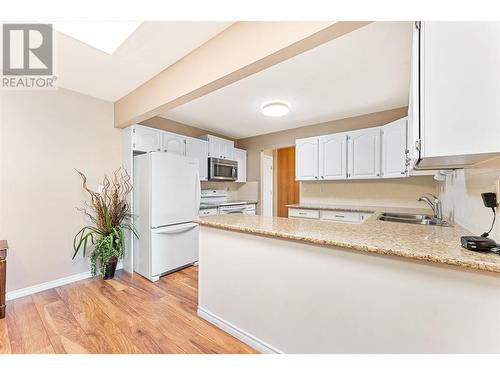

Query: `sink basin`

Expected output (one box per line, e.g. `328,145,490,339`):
378,212,452,226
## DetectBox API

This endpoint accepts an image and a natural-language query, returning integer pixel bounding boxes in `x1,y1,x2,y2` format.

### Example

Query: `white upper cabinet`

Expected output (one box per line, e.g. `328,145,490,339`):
132,125,162,153
296,137,319,180
410,22,500,169
382,118,408,178
185,137,209,181
200,135,234,160
318,133,347,180
347,128,381,179
233,148,247,182
162,132,186,155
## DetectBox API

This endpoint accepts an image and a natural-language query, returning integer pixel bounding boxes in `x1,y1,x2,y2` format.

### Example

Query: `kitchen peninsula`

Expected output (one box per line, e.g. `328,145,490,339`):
195,212,500,354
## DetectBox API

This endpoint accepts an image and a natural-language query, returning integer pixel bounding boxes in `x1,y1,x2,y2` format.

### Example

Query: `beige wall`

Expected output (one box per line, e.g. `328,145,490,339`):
236,107,412,212
0,88,120,292
140,116,234,140
301,176,437,209
439,156,500,241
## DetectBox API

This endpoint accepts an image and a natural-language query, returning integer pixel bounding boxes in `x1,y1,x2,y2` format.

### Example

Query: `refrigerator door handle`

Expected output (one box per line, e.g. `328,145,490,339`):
153,223,198,235
195,170,201,210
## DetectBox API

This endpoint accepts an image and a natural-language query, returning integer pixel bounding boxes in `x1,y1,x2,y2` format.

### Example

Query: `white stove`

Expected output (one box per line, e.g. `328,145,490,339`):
199,189,256,216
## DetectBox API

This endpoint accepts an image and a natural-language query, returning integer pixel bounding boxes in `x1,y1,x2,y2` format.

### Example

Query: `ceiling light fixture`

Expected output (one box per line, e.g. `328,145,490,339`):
52,21,142,55
261,101,290,117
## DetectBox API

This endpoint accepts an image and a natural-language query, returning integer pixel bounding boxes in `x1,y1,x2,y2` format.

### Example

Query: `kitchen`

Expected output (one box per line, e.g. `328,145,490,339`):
120,21,500,353
1,18,500,359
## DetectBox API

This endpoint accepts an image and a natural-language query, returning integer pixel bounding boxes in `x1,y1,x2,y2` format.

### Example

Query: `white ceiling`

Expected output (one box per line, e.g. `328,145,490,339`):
161,21,413,139
54,22,233,101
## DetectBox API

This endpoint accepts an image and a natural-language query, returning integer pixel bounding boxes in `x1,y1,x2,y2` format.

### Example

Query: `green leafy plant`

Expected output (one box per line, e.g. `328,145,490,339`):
73,168,137,277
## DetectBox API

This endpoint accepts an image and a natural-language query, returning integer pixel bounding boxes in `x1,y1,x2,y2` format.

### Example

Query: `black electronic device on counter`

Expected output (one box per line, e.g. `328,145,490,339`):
460,192,499,252
461,236,498,251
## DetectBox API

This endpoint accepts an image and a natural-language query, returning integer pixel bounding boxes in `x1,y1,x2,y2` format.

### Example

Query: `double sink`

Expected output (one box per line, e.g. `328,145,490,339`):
378,212,452,227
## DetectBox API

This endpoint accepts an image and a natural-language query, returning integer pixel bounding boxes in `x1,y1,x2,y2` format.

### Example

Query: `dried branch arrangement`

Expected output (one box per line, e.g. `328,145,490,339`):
73,168,137,277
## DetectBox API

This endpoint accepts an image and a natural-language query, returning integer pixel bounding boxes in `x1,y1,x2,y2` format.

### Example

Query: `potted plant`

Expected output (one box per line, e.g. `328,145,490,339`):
73,168,137,279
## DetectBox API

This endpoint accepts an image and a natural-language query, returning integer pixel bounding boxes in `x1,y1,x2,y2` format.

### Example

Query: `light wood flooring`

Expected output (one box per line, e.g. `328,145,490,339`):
0,266,257,354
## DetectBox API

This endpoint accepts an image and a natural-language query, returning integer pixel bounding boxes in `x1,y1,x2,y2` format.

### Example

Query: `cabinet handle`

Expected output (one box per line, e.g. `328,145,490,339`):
401,171,406,175
321,176,324,179
157,148,160,151
315,176,318,179
377,173,380,177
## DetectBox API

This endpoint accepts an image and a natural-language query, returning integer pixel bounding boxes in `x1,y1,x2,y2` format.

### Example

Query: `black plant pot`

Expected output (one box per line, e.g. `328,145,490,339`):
103,257,118,280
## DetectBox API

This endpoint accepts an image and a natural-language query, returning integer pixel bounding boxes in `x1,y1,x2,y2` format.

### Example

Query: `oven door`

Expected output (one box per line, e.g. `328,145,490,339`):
208,158,238,181
218,204,247,214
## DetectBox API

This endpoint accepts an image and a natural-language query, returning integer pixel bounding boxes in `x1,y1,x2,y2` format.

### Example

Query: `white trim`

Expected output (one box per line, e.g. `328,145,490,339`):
197,306,282,354
6,263,124,301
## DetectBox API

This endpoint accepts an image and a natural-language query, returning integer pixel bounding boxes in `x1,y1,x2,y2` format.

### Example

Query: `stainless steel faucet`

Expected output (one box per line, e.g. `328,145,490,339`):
418,193,444,223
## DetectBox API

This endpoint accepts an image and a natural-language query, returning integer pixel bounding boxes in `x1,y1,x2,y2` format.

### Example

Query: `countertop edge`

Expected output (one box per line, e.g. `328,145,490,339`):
194,219,500,274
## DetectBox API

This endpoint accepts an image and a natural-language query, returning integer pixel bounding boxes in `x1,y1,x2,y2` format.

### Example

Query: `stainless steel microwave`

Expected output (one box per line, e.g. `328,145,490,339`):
208,157,238,181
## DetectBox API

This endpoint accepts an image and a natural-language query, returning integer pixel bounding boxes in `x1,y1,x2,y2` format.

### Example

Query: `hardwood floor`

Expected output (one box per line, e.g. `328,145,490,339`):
0,267,257,354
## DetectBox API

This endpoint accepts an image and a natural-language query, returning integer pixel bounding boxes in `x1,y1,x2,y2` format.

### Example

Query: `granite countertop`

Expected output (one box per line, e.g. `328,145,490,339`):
194,207,500,274
286,203,430,214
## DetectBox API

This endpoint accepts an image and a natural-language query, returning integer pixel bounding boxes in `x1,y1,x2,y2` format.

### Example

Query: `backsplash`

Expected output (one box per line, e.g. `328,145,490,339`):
300,176,438,209
439,156,500,242
201,181,259,202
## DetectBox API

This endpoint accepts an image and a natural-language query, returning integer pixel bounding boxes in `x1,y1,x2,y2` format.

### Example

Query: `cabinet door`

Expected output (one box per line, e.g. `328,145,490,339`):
318,133,347,180
382,118,408,178
421,22,500,158
162,132,186,155
233,148,247,182
133,126,162,152
185,137,208,180
295,137,318,181
347,128,381,179
221,139,234,160
207,140,221,158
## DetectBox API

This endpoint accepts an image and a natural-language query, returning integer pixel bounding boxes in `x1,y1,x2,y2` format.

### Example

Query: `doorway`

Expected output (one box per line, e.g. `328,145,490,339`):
276,146,299,217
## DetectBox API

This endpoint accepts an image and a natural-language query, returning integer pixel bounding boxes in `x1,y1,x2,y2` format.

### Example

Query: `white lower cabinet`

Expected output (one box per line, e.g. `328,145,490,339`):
288,208,371,224
288,208,320,219
347,127,381,179
318,133,347,180
382,118,408,178
198,208,218,217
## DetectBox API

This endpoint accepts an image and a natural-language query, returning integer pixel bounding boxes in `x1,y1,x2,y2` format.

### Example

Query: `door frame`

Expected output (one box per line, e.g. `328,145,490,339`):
261,154,274,216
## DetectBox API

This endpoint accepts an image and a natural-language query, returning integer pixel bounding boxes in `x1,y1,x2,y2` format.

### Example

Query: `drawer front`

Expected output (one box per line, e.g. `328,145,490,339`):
320,210,361,223
288,208,320,219
198,208,218,217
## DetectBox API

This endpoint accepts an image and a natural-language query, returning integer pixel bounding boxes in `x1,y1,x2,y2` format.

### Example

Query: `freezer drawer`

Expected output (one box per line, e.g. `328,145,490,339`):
151,223,199,278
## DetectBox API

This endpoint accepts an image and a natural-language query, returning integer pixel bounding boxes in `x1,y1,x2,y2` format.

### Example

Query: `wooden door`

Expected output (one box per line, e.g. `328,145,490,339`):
277,147,300,217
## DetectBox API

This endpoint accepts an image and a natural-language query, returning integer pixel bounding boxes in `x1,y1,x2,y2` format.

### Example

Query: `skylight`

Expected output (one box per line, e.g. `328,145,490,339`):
52,21,141,55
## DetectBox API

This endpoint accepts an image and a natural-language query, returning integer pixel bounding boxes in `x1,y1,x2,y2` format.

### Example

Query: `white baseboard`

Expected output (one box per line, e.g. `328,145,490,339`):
197,306,282,354
6,264,124,301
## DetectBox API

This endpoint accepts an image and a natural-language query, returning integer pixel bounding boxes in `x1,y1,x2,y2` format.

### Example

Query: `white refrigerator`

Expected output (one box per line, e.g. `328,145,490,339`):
133,152,201,282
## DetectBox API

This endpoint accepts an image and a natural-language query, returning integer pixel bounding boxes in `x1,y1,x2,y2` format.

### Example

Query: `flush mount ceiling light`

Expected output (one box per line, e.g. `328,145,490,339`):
52,21,142,55
261,101,290,117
